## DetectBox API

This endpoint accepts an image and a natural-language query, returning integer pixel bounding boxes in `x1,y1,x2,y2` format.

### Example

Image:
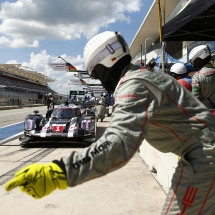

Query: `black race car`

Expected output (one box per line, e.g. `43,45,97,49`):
19,101,97,145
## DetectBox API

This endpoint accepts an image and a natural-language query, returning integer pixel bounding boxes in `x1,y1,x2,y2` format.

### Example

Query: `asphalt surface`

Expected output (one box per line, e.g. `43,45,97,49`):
0,106,48,144
0,107,166,215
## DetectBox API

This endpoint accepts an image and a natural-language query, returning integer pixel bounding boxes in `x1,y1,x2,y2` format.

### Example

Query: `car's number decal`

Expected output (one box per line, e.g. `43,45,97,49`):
42,126,49,131
52,125,64,132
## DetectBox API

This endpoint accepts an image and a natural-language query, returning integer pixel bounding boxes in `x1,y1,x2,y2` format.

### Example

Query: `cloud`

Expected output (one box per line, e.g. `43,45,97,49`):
3,0,144,95
0,0,142,48
11,49,95,95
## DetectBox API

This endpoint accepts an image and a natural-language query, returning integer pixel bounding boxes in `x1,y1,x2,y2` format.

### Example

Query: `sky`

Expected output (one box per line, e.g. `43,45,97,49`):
0,0,153,95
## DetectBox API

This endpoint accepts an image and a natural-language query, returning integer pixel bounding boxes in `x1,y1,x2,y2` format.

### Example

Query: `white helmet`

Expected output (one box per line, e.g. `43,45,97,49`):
170,63,187,75
83,31,131,91
145,57,156,69
189,45,211,70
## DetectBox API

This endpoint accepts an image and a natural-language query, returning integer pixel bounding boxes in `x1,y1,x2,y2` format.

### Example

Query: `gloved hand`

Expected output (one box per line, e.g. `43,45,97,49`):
5,162,68,199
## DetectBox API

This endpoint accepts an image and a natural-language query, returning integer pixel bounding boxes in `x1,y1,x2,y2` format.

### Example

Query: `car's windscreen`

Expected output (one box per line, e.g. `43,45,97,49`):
51,108,73,118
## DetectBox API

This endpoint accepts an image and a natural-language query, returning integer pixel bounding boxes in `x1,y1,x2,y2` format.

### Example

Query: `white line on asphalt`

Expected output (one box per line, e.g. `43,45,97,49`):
0,121,23,129
0,132,23,144
0,107,47,116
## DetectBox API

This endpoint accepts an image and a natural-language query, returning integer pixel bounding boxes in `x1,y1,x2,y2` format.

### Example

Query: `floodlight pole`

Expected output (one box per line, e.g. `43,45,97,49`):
139,45,143,64
144,38,154,65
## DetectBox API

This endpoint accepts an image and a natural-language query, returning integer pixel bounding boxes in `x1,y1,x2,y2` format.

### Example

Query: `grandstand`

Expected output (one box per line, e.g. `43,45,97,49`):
0,64,68,107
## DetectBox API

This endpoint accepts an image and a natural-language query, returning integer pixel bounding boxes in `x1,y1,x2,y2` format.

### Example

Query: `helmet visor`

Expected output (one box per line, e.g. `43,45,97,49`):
169,72,178,79
87,41,122,78
189,46,211,66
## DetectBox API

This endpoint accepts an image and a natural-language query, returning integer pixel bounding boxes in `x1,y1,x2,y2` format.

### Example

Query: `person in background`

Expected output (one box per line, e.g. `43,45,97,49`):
70,95,77,103
77,97,82,103
94,100,106,122
50,94,55,109
107,92,115,116
189,45,215,109
145,57,157,70
5,31,215,215
169,63,192,92
46,93,53,109
84,94,89,103
89,93,96,103
100,93,109,116
146,57,161,72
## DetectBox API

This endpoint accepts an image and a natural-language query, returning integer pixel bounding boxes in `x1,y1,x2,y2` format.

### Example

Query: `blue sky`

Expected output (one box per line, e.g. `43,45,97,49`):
0,0,153,95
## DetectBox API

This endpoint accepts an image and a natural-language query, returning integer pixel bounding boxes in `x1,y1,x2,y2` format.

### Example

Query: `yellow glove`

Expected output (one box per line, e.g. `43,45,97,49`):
5,162,68,199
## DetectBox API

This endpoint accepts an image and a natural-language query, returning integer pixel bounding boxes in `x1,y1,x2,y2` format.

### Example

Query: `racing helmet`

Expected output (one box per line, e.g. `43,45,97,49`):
84,31,131,91
170,63,187,75
146,57,156,69
189,45,211,70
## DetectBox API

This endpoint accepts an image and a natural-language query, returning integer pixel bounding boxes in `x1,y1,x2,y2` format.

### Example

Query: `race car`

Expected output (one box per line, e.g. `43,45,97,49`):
19,101,97,145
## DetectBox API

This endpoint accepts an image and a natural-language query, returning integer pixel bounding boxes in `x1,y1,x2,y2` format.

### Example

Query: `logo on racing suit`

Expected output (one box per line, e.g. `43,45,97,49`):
72,141,112,170
178,186,198,215
115,94,139,102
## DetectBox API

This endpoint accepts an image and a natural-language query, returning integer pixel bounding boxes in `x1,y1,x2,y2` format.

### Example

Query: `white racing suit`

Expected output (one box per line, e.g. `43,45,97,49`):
94,104,106,121
192,63,215,109
100,96,109,116
62,65,215,214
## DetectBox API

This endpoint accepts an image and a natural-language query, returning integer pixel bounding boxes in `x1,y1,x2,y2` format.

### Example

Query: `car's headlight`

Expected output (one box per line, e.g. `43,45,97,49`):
24,119,35,130
81,119,95,130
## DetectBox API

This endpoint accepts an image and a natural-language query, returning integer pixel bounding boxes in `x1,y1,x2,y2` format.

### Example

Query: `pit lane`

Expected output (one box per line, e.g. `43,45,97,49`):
0,106,109,188
0,106,165,215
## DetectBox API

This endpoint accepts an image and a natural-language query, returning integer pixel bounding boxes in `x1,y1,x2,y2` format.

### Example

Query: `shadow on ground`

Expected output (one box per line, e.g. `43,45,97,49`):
20,125,108,149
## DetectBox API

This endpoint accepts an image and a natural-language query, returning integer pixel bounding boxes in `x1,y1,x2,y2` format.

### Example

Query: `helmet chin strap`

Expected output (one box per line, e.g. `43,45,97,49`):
119,64,132,79
103,64,132,92
103,78,117,92
92,55,132,92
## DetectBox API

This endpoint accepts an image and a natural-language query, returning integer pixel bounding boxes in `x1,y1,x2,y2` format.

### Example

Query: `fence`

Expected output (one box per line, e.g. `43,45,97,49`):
0,98,21,107
0,98,45,109
0,85,68,109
